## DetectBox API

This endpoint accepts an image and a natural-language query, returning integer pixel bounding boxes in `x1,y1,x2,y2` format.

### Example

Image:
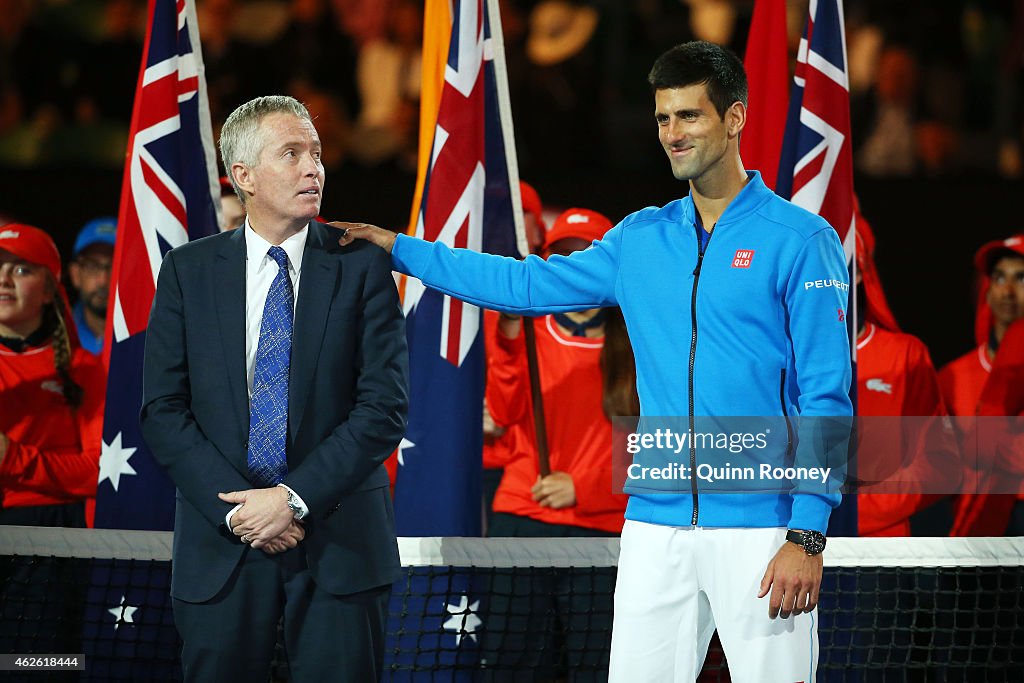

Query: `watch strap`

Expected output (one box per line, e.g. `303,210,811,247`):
786,529,826,555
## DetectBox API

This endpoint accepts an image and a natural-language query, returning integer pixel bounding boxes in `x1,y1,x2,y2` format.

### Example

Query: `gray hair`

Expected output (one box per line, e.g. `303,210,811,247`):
218,95,313,204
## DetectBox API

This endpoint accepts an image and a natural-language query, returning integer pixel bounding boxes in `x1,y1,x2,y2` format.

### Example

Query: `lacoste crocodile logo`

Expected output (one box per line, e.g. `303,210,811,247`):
865,378,892,394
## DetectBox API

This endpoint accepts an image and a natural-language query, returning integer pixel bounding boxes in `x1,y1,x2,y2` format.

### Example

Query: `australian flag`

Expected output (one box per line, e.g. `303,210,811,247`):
384,0,524,677
392,0,522,540
84,0,220,679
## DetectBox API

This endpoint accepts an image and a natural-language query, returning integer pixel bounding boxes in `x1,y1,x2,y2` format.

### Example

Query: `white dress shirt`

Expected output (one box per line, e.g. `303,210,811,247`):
226,220,310,529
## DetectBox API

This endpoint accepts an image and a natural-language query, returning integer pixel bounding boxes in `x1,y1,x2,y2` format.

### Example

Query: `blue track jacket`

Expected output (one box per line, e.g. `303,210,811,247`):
392,172,852,533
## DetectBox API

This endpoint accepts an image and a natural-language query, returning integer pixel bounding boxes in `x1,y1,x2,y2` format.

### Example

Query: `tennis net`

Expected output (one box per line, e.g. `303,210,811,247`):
0,527,1021,681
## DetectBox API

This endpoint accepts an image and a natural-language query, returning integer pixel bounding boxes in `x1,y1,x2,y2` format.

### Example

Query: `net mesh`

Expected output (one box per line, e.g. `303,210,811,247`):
0,527,1022,682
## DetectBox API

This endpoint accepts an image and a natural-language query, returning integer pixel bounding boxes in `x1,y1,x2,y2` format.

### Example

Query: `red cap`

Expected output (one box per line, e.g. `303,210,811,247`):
974,234,1024,274
543,208,612,253
972,234,1024,346
519,181,546,232
0,223,63,282
0,222,79,348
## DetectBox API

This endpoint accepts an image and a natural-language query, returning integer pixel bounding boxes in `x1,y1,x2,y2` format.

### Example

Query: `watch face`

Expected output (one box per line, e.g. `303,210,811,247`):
802,530,826,555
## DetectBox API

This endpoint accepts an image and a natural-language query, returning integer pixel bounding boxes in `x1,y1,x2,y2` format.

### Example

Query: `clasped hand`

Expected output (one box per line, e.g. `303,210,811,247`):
531,472,577,509
220,487,303,554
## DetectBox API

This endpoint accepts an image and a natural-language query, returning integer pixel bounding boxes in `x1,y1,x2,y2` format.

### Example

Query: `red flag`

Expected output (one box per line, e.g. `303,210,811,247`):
741,0,789,190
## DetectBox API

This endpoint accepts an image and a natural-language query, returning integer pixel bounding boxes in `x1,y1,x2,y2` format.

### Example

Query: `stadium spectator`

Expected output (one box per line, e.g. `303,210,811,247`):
74,0,144,125
0,223,105,660
341,40,853,682
199,0,281,128
857,45,920,176
481,207,635,678
68,217,116,355
939,234,1024,535
517,0,603,171
350,0,422,166
331,0,395,47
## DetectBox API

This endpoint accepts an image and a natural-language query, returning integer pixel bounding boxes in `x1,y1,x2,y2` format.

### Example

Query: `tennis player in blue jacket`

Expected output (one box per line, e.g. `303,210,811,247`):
341,41,852,682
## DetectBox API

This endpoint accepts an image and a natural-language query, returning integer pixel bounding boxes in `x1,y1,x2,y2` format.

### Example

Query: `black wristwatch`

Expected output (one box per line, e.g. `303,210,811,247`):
786,529,826,556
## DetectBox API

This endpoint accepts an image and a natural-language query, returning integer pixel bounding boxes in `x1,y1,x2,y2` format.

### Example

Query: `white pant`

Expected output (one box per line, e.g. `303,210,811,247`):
608,521,818,683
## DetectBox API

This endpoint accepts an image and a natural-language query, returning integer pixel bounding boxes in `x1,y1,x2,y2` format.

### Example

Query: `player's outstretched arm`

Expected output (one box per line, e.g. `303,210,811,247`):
332,220,621,315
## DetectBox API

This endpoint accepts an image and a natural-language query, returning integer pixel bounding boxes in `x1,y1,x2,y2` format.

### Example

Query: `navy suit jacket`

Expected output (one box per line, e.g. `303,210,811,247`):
141,221,408,603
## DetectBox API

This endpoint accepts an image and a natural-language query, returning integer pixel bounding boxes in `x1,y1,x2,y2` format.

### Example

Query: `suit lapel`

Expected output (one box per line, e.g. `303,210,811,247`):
214,229,250,451
290,222,339,440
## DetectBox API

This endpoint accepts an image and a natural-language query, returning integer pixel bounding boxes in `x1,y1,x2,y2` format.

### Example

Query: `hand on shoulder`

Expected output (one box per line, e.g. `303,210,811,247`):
331,222,398,253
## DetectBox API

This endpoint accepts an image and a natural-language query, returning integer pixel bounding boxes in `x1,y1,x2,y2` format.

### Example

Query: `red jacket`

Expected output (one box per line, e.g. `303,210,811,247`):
938,343,1017,535
483,309,516,470
938,345,991,422
486,315,626,533
1,343,105,511
968,320,1024,532
856,324,951,536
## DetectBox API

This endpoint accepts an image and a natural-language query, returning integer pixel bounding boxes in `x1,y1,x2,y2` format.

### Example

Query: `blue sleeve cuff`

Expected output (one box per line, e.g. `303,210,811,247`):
788,493,838,533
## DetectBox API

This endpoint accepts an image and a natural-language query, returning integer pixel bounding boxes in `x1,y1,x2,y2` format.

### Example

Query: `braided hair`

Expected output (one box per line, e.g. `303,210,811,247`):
40,274,84,409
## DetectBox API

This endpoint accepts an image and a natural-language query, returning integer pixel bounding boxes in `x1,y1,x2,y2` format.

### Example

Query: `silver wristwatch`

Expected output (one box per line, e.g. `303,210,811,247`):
284,487,306,520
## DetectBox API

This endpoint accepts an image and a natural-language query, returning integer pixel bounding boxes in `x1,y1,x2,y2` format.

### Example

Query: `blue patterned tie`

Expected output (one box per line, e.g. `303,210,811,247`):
247,246,292,487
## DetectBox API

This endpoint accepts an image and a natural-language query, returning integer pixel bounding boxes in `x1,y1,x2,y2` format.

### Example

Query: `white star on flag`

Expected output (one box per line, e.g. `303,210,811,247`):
442,594,481,646
397,437,415,466
107,595,138,631
99,432,137,491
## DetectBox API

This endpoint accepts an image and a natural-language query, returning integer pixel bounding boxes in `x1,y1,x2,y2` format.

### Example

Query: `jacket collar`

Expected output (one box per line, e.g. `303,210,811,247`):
680,170,774,228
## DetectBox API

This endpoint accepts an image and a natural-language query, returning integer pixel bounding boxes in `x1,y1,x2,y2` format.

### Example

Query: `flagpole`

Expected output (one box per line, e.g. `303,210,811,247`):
522,317,551,477
485,0,527,258
185,0,224,232
485,0,549,477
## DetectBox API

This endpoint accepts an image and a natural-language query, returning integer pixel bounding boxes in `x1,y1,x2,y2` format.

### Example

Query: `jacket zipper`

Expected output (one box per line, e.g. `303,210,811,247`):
779,369,794,459
689,224,710,525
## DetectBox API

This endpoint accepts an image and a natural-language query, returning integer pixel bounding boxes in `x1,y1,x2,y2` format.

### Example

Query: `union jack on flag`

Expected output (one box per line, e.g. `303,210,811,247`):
393,0,521,538
84,0,219,678
775,0,855,260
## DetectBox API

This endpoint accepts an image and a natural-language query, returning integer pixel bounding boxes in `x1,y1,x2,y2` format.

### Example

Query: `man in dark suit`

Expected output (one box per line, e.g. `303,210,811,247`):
141,95,408,682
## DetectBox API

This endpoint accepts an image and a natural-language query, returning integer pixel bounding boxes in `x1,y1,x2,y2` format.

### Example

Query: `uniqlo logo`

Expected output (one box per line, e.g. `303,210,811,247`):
732,249,755,268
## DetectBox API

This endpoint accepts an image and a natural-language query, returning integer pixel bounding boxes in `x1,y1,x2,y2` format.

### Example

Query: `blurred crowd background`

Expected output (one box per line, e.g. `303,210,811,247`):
1,0,1022,366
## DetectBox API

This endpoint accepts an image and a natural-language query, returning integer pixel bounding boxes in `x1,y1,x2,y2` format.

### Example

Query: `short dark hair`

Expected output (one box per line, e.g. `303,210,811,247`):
647,41,748,119
987,248,1024,276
